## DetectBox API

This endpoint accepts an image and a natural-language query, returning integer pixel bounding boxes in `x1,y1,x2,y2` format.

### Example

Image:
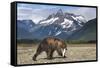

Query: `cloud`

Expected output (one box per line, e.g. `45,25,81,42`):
72,7,96,21
17,3,60,23
17,3,96,23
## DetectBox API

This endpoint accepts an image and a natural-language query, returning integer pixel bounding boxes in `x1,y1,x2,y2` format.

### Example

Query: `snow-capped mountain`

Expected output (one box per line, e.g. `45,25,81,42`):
17,9,88,40
33,9,87,39
39,9,86,31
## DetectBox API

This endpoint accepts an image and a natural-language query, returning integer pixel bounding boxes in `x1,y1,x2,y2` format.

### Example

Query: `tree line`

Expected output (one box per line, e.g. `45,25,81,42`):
17,39,96,44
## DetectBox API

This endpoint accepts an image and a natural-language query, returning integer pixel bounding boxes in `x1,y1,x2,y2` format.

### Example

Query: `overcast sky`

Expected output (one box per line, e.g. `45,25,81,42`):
17,3,96,24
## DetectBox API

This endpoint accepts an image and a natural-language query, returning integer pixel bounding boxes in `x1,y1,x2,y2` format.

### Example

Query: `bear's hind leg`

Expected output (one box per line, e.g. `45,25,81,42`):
33,47,42,61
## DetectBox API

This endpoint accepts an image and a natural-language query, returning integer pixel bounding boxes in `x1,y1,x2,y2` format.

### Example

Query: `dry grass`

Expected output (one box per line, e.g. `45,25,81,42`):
17,43,96,65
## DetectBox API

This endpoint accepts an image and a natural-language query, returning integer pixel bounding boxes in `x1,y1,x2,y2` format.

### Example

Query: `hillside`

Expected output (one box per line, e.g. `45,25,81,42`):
68,18,97,41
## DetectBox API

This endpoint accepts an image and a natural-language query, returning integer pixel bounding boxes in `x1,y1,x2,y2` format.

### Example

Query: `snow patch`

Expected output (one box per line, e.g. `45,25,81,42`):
76,16,85,22
55,27,58,31
39,17,59,25
52,17,59,23
71,16,77,21
61,18,73,28
71,16,85,26
40,18,54,24
72,16,86,23
48,31,51,35
55,31,61,36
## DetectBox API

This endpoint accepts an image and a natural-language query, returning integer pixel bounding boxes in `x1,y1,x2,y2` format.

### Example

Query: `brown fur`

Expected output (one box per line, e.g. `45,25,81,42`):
33,37,67,61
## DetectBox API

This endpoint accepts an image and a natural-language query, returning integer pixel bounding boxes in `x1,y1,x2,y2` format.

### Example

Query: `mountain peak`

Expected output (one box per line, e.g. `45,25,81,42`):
57,9,63,14
55,9,63,17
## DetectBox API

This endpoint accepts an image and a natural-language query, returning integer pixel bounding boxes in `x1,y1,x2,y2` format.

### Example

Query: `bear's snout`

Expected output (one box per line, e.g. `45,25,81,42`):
62,48,66,57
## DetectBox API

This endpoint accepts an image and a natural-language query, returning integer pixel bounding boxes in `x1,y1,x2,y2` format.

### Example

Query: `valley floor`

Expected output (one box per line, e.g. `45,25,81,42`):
17,43,97,65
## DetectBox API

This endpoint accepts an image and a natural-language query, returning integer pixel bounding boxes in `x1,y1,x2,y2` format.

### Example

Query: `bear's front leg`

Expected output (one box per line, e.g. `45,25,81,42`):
62,48,67,58
57,48,63,56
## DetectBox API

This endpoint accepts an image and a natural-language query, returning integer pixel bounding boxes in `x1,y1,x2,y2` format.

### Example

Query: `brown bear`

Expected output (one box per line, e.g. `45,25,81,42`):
33,37,67,61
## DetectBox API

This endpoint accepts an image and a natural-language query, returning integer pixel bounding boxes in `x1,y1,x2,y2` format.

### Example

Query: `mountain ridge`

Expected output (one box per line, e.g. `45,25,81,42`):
68,18,97,41
17,9,96,41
